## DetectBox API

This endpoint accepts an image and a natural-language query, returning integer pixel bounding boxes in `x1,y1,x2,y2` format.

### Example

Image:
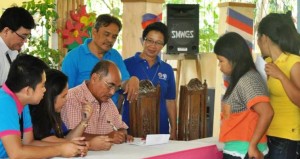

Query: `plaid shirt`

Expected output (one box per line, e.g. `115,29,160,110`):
61,81,128,135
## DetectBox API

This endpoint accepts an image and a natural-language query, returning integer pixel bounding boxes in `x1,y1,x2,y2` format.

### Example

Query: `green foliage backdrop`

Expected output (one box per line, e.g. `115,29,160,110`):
22,0,61,69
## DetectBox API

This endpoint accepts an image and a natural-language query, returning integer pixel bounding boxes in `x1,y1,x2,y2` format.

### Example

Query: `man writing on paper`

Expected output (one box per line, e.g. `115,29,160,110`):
61,60,134,144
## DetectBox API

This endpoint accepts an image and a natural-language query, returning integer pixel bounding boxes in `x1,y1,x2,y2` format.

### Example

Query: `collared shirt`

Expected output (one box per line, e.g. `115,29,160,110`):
61,38,130,104
123,52,176,134
0,37,18,85
266,53,300,140
61,81,128,135
0,84,32,158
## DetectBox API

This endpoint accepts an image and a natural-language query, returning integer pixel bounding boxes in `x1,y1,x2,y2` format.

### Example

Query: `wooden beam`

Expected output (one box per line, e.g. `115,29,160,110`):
218,2,255,8
121,0,164,3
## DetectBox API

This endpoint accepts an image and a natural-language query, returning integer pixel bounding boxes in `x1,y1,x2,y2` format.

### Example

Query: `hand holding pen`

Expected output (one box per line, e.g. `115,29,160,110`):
107,121,133,143
107,120,118,131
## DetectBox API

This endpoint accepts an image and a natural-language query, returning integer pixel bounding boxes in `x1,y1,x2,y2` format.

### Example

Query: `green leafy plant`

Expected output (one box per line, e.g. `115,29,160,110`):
22,0,61,68
85,0,123,51
199,2,218,52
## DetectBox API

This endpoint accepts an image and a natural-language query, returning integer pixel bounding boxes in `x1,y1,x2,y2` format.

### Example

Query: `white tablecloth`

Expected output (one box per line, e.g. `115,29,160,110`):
52,137,223,159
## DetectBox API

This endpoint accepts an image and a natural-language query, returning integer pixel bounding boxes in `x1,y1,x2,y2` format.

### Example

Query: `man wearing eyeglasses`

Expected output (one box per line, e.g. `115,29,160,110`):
61,60,134,144
0,6,35,86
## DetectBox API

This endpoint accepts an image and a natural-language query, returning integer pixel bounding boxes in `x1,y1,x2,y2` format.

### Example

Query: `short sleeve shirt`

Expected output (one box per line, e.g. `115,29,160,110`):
123,52,176,133
219,70,270,143
61,38,130,104
61,81,128,135
266,53,300,140
0,84,32,158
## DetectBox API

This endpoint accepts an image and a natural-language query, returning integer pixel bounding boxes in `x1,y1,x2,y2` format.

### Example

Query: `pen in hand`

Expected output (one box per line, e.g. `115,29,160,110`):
107,120,129,143
107,120,118,131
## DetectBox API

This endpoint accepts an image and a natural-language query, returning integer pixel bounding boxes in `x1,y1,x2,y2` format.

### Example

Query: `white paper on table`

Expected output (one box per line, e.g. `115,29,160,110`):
130,134,170,146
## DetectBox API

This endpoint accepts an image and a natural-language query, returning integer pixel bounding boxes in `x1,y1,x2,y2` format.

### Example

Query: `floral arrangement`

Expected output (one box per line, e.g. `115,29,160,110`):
59,5,96,50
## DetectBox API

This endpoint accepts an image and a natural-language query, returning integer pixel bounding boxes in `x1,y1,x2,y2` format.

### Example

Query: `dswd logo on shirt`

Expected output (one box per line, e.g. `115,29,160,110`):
158,72,167,80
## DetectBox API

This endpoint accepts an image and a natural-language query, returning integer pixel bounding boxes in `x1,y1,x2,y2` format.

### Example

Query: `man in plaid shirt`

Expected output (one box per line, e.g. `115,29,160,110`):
61,60,133,144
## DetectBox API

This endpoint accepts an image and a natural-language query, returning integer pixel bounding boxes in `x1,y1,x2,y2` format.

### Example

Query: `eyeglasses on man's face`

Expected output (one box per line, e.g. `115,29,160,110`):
144,38,164,47
14,31,31,40
103,80,121,92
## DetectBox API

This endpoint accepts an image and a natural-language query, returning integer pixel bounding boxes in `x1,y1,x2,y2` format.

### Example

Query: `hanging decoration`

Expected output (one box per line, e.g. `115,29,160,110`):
58,5,96,50
141,13,162,29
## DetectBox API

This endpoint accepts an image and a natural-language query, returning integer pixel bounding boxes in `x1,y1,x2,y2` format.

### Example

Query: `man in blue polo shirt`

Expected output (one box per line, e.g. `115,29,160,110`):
0,54,87,158
62,14,139,105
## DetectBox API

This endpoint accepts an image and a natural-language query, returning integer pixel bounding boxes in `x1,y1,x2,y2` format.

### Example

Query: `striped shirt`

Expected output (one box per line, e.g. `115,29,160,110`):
219,70,270,157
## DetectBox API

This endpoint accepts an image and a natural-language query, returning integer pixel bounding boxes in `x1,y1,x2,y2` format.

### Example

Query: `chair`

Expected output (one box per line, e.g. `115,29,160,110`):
118,80,161,137
117,93,125,114
178,78,207,141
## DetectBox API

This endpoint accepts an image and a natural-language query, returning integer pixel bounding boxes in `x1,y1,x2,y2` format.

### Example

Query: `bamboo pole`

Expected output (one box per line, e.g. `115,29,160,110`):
57,0,85,56
72,0,76,11
57,0,64,57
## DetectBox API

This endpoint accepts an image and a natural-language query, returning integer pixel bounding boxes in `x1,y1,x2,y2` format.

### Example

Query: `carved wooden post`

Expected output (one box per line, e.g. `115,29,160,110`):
121,0,164,59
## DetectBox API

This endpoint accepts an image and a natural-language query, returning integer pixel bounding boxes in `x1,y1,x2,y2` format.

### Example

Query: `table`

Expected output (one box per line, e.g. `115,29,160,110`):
52,137,223,159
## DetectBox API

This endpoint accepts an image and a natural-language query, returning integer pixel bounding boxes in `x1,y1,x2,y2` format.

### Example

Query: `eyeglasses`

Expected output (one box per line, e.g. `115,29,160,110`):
104,80,121,92
144,38,164,47
14,32,31,40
